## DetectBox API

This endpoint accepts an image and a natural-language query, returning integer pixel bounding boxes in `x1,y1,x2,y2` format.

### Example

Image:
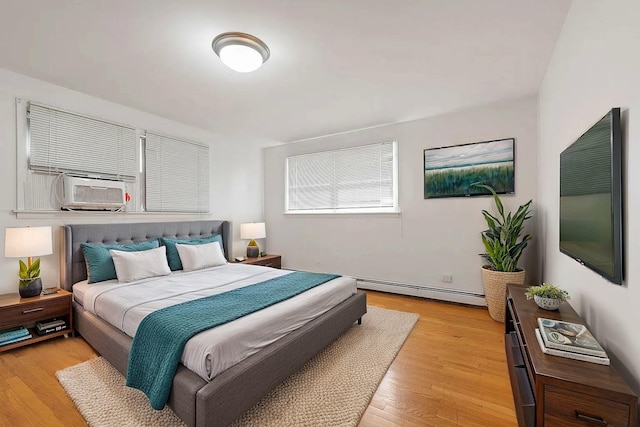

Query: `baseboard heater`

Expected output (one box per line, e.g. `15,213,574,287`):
356,277,486,306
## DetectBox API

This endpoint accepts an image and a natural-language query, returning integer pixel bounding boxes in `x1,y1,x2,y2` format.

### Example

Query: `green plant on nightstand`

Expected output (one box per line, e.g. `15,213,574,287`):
525,283,569,311
19,258,41,287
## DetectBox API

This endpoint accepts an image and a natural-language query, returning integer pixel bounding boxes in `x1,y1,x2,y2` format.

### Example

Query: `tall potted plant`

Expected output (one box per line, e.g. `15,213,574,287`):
474,183,532,322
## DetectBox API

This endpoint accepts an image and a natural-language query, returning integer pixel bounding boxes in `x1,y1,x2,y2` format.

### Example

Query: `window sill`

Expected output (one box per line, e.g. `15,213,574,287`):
284,209,401,218
13,210,209,219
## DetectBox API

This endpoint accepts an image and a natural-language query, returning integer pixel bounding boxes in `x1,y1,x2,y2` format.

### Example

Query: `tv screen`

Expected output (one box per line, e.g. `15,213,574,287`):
559,108,623,284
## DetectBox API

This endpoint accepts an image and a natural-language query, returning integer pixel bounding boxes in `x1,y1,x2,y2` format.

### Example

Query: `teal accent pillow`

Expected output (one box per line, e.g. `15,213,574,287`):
160,235,224,271
81,240,160,284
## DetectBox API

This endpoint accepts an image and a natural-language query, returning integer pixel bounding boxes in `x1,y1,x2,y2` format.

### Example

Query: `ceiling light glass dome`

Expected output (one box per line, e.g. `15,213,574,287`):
212,32,270,73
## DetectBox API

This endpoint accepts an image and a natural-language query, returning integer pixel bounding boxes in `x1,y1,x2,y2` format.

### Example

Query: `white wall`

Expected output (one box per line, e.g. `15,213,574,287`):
264,96,538,305
538,0,640,394
0,68,266,295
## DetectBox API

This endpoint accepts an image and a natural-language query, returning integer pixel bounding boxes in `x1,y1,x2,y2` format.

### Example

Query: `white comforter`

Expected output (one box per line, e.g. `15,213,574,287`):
75,263,356,381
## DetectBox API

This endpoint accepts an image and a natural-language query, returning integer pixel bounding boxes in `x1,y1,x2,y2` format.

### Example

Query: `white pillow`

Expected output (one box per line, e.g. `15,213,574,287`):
110,246,171,283
176,241,227,271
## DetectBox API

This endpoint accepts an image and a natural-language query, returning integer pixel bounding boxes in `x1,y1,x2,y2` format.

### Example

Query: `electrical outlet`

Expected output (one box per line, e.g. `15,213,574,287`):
441,274,453,283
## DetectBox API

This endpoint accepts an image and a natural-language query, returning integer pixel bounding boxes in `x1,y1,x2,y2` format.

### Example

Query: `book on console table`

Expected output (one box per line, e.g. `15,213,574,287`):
535,328,610,365
537,317,607,358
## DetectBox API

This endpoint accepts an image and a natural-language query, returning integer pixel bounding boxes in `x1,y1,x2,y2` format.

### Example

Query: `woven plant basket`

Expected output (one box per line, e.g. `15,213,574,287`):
481,267,526,322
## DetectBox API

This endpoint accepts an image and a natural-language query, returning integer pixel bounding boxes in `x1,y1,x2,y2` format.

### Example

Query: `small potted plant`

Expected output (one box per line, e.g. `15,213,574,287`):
19,258,43,298
525,283,569,310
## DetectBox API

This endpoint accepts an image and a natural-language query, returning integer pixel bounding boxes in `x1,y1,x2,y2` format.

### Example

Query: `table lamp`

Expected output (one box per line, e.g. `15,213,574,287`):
240,222,266,258
4,226,53,298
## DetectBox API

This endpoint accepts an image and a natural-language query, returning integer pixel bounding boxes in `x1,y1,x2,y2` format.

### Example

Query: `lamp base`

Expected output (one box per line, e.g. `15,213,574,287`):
246,246,259,258
19,278,42,298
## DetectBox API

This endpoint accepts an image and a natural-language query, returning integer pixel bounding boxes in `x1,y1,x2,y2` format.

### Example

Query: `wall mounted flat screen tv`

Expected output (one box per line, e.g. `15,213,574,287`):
559,108,623,285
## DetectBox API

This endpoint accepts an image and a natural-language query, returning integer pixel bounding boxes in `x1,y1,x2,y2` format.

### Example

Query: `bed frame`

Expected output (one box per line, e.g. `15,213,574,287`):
61,220,367,427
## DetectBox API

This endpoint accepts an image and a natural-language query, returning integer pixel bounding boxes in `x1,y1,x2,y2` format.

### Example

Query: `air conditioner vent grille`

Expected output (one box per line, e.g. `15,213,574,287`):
74,186,124,204
63,176,126,210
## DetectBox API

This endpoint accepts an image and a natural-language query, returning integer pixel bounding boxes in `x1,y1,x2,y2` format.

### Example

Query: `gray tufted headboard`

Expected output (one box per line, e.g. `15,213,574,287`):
61,220,231,290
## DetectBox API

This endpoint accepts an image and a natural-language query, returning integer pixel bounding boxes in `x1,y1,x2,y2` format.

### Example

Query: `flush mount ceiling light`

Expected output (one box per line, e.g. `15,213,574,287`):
211,32,270,73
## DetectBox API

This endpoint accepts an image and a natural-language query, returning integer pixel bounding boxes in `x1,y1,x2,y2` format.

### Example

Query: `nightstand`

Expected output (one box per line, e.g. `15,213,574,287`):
240,254,281,269
0,289,73,352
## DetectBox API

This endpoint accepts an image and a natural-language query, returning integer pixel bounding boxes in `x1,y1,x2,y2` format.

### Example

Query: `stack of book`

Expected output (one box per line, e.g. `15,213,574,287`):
535,318,609,365
0,326,32,347
35,318,67,336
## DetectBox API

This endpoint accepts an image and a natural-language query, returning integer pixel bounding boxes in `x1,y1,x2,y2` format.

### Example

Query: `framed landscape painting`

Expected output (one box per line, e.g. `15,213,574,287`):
424,138,515,198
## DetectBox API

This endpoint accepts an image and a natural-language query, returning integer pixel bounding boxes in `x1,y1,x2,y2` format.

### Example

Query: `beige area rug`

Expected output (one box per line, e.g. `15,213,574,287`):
56,306,418,427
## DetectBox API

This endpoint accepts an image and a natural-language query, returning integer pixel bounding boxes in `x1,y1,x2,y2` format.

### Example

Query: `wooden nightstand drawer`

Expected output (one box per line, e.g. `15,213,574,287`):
251,259,281,268
544,385,631,426
241,255,281,269
0,296,70,330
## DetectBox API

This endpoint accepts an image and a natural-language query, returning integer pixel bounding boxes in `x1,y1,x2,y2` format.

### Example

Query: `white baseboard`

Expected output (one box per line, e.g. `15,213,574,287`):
357,278,486,306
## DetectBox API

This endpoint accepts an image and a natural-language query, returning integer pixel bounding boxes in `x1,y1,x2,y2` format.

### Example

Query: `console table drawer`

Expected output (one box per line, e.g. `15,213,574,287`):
505,332,525,367
544,385,630,426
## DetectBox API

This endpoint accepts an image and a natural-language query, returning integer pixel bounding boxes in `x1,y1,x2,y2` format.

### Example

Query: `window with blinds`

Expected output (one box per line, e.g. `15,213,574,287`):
286,141,398,213
28,103,137,181
145,133,210,213
22,101,211,214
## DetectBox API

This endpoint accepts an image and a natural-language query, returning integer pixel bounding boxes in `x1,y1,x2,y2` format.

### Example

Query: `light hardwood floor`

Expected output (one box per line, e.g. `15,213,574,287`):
0,291,516,426
360,291,516,426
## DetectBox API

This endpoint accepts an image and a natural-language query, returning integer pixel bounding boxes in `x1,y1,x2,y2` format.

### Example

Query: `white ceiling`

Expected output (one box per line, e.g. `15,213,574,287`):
0,0,571,144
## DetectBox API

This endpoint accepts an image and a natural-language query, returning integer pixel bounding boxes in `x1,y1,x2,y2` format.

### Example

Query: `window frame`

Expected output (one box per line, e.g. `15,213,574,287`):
15,99,210,214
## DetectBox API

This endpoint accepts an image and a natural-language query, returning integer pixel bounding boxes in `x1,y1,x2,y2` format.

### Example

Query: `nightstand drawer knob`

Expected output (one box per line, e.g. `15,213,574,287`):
22,307,44,314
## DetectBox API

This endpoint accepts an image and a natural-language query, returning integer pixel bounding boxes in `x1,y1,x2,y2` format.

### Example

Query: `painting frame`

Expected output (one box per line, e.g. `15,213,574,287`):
424,138,515,199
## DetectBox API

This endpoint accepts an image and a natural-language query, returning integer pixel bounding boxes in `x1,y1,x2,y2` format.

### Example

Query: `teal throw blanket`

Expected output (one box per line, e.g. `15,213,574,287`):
126,271,340,409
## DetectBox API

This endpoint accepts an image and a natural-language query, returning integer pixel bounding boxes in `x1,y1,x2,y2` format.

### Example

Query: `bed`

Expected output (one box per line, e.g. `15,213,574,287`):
61,220,367,427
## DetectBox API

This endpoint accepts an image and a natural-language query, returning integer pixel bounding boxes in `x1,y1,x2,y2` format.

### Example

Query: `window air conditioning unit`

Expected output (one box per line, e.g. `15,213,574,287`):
62,176,126,210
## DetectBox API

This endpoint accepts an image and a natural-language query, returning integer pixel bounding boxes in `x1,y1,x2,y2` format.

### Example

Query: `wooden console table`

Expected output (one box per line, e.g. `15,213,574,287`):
505,284,637,426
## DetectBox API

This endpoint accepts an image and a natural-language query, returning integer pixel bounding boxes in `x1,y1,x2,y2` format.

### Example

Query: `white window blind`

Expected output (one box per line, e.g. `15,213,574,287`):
28,103,137,181
145,132,209,213
287,141,397,213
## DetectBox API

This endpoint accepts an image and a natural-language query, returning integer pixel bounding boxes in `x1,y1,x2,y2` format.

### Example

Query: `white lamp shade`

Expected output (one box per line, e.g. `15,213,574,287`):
240,223,266,240
4,226,53,258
